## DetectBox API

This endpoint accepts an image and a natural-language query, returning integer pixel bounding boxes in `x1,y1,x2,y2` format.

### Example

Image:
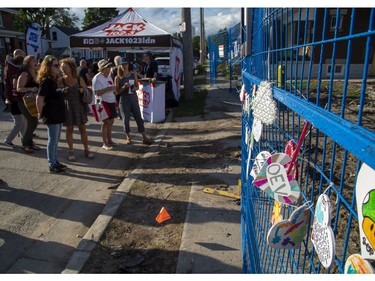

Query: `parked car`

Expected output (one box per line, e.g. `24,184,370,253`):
155,57,170,78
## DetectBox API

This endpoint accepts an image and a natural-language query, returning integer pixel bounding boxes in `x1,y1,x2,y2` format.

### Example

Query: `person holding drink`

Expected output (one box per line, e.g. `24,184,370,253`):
114,58,152,145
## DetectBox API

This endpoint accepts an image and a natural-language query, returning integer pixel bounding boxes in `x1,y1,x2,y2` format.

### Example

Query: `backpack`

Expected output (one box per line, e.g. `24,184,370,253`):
4,57,23,102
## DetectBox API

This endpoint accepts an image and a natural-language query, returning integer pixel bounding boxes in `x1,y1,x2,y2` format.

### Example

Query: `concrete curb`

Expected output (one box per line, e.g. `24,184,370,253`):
62,112,173,274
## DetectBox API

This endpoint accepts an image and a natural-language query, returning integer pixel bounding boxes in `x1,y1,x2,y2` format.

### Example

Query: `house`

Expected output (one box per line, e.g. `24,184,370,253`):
42,25,104,61
271,8,375,79
0,8,25,60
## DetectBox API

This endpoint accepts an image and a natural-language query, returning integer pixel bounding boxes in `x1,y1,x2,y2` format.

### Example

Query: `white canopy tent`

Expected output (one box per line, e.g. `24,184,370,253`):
70,8,183,100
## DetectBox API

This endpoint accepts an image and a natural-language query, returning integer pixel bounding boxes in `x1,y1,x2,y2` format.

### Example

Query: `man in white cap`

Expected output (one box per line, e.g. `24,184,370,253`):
92,59,117,150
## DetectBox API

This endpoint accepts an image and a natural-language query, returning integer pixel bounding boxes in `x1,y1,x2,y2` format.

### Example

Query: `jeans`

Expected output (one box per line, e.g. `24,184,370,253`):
119,94,145,133
18,101,38,147
5,113,27,143
47,123,62,168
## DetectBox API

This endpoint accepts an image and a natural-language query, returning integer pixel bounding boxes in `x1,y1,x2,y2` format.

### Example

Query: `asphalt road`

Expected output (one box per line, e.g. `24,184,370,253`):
0,102,157,273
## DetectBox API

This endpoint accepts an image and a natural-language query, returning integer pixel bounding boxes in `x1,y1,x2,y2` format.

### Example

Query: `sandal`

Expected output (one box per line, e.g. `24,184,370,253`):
85,150,94,159
125,138,132,145
68,150,76,162
31,144,41,150
22,146,34,154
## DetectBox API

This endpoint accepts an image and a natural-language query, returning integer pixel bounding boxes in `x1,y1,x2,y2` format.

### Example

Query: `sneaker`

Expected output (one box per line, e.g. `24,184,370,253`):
4,141,14,147
56,161,67,170
49,165,65,174
102,144,113,150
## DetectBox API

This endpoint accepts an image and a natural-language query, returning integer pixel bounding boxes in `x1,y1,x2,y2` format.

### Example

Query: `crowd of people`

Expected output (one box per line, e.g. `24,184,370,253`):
0,49,155,176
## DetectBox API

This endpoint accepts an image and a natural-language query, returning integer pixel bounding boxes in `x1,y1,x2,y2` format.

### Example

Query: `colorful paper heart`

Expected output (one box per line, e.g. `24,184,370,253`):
253,153,300,205
311,194,336,268
344,254,374,274
267,203,311,249
250,151,271,179
356,163,375,259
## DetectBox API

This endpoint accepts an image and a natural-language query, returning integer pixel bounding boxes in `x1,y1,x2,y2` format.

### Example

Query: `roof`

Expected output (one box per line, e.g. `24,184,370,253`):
0,8,19,15
50,47,70,58
53,25,80,36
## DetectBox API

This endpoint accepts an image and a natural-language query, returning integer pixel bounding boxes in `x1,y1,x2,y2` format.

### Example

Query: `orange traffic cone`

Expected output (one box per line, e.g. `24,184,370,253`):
156,207,171,223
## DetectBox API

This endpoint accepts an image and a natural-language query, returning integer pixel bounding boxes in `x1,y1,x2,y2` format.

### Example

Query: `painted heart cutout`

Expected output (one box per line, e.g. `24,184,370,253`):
344,254,374,274
252,118,262,142
250,151,271,179
356,163,375,259
311,194,336,268
362,189,375,254
267,203,311,249
253,153,300,205
252,81,277,125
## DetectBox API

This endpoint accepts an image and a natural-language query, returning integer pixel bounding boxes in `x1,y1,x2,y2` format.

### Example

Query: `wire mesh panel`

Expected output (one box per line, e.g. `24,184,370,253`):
208,23,243,92
241,8,375,274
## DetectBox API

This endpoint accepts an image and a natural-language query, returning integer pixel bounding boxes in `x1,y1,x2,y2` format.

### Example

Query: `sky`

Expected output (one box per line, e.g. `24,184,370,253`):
70,7,242,37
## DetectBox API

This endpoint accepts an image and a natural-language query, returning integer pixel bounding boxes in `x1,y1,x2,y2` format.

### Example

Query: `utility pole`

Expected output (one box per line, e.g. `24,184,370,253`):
199,8,206,65
245,8,252,56
181,8,194,100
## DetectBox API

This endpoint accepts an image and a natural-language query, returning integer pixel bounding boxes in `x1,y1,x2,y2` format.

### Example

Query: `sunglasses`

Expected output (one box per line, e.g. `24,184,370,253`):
52,63,59,68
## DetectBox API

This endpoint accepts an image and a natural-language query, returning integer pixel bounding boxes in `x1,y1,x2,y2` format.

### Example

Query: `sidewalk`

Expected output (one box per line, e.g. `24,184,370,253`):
63,77,243,273
0,76,243,273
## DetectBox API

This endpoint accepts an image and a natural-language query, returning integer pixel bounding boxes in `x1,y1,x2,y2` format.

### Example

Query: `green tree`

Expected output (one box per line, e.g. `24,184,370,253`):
82,8,119,30
14,8,79,37
192,35,200,58
172,32,182,40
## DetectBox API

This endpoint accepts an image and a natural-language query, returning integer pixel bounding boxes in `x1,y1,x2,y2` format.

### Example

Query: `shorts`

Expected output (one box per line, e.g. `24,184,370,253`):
102,101,117,120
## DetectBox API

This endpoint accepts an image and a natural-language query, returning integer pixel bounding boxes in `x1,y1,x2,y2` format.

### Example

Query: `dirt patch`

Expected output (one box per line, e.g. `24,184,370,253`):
81,87,242,273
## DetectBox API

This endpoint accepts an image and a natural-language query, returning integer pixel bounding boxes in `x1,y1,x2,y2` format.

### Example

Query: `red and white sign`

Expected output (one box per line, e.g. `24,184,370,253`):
103,22,146,36
137,82,165,123
219,45,224,58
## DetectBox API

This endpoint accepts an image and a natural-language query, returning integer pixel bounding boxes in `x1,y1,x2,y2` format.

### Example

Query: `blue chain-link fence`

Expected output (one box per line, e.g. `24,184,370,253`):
208,22,243,92
241,8,375,273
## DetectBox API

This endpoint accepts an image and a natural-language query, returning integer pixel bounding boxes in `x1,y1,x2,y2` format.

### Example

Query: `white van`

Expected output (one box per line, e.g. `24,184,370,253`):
155,57,170,78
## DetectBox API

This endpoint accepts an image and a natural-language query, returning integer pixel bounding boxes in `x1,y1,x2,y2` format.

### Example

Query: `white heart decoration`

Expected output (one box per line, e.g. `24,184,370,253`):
252,118,262,142
311,194,336,268
252,81,277,125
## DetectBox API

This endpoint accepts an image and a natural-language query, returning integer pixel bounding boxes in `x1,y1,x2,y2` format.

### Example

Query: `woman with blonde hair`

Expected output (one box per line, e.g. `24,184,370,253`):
59,58,93,161
36,56,67,174
16,55,40,153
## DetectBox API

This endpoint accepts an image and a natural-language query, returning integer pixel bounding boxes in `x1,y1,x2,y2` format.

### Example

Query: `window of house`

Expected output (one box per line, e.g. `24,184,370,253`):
330,15,343,31
0,12,3,27
52,31,57,41
327,64,344,75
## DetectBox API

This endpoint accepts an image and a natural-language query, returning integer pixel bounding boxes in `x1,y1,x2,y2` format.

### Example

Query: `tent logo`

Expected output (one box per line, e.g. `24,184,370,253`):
103,22,146,36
